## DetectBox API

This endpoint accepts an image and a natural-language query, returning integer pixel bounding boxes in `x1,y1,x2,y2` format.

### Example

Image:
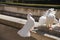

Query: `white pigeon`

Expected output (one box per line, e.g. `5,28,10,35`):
17,13,35,37
46,8,57,28
50,19,60,31
39,8,54,26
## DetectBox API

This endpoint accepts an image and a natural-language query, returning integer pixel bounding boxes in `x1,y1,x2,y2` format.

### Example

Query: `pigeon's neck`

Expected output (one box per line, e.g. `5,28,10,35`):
43,11,50,16
27,15,30,19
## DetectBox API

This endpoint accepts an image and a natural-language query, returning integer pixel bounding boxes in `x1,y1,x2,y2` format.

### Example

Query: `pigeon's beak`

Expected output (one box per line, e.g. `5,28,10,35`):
48,8,54,12
29,13,32,16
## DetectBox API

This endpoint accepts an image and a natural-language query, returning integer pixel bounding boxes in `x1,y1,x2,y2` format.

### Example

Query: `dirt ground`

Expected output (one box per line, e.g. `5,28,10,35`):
0,24,55,40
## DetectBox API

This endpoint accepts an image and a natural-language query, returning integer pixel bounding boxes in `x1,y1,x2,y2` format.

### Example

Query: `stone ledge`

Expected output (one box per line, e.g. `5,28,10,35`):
0,24,55,40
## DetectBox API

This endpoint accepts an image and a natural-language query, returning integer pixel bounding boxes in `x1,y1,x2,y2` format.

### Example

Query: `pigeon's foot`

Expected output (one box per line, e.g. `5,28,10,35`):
47,26,53,31
31,30,37,33
46,26,49,29
49,27,53,31
30,28,38,33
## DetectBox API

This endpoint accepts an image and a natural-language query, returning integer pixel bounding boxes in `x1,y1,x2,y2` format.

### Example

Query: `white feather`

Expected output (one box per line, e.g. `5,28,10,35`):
39,16,46,25
39,8,54,26
46,8,57,27
54,18,58,24
39,9,50,25
17,13,35,37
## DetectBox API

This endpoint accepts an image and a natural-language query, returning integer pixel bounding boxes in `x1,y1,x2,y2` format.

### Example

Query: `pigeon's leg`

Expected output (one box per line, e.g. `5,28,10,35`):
30,26,34,31
49,24,52,28
46,23,53,30
46,22,49,28
46,25,49,28
49,23,53,30
30,27,37,33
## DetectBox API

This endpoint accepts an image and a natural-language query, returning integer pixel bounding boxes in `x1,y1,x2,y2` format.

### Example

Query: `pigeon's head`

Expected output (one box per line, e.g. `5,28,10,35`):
27,13,32,19
28,13,32,16
48,8,54,11
44,8,55,16
48,8,56,15
49,8,54,11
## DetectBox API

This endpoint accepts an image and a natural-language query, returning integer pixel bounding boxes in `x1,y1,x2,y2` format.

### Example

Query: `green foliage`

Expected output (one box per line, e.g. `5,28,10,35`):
0,1,60,9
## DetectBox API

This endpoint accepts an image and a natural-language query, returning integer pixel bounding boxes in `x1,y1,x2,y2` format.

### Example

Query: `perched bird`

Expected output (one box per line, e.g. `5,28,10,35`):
46,8,57,29
39,8,54,26
50,19,60,31
17,13,35,37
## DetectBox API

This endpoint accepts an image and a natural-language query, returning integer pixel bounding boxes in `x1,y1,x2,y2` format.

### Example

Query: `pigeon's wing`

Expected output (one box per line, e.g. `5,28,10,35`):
59,19,60,23
54,18,58,23
52,11,56,15
39,16,46,25
43,10,49,16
